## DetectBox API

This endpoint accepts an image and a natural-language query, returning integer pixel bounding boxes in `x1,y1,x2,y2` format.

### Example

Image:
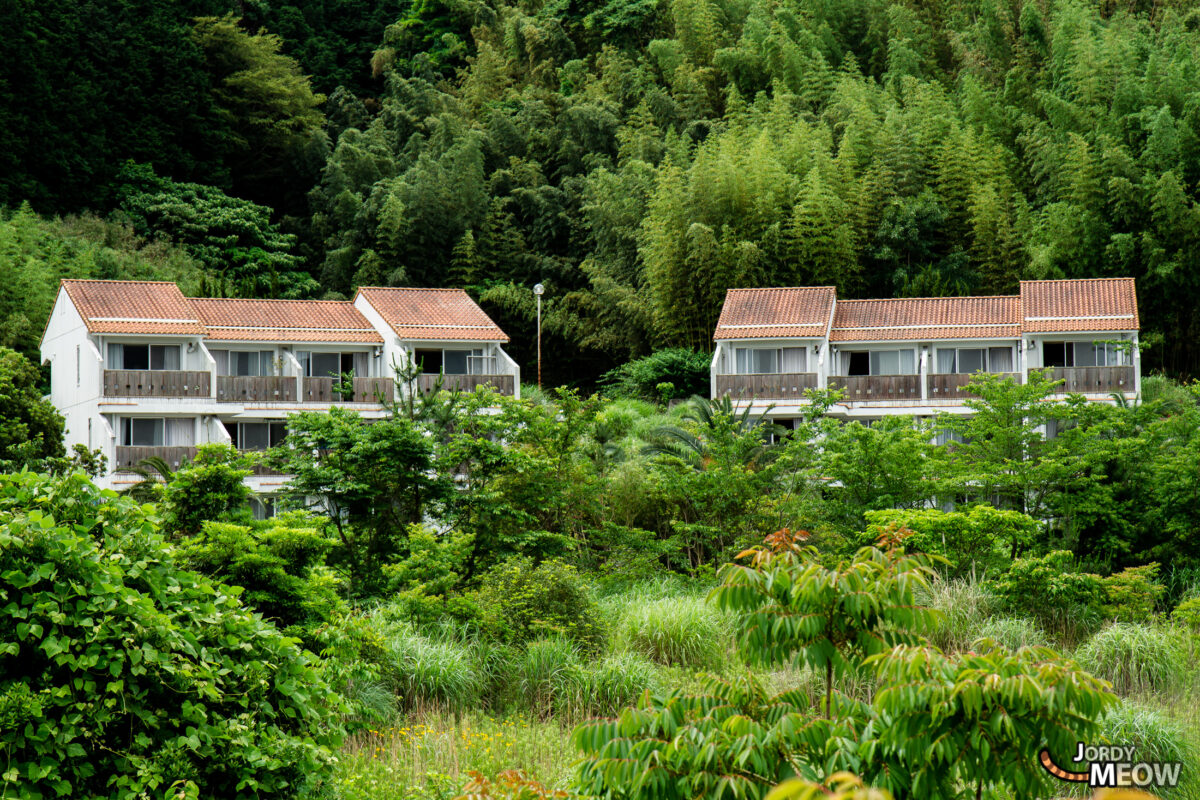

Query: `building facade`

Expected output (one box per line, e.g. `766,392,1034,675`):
710,278,1140,425
40,280,519,495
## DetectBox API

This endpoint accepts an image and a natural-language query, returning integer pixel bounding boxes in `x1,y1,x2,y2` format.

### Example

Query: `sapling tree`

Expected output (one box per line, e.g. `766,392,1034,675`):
711,529,940,719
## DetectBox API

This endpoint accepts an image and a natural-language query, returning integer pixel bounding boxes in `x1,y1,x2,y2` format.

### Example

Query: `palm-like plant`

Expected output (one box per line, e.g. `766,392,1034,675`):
641,394,782,466
122,455,177,503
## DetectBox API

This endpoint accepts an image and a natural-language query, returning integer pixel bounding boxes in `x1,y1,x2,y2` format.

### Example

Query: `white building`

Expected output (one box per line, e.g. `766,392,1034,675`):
710,278,1140,426
40,280,519,496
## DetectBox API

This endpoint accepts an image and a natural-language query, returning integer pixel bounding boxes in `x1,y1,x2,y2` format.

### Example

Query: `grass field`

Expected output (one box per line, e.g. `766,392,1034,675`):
329,577,1200,800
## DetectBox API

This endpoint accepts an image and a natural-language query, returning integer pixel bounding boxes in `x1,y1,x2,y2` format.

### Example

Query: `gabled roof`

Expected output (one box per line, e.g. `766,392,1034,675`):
60,280,206,336
1019,278,1139,333
356,287,508,342
713,287,836,340
830,296,1021,342
191,298,383,343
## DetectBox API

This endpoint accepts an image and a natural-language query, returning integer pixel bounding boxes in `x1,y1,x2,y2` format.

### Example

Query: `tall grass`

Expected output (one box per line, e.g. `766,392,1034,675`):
921,578,998,652
610,594,728,671
516,638,661,719
1075,623,1188,697
333,714,576,800
383,626,483,713
518,637,581,718
973,617,1050,651
1102,701,1193,767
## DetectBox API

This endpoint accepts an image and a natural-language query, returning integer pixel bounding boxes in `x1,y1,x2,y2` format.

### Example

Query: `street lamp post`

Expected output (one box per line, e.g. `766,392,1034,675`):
533,283,544,389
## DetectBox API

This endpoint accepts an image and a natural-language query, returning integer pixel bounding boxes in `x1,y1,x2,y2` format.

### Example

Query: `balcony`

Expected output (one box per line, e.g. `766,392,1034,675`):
715,373,818,400
927,372,1020,399
217,375,296,403
103,370,210,398
1044,366,1135,394
302,376,396,403
113,445,197,472
417,373,516,396
828,375,922,400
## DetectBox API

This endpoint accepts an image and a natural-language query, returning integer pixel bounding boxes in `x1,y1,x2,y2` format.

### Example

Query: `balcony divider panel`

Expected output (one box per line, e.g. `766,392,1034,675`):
828,374,922,400
714,373,818,400
103,370,210,398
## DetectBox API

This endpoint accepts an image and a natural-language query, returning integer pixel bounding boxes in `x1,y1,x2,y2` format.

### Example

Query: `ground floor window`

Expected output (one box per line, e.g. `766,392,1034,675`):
224,421,287,450
1042,341,1129,368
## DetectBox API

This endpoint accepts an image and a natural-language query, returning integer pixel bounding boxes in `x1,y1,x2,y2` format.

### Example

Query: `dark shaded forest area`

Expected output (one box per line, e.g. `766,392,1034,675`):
3,0,1200,384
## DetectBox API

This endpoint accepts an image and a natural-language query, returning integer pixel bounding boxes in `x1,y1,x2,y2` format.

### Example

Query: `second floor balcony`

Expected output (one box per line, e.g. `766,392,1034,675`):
103,369,210,398
417,373,517,396
715,373,818,400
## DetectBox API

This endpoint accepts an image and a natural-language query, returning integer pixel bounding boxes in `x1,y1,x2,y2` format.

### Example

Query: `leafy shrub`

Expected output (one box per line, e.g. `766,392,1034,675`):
1171,596,1200,629
1101,563,1165,622
474,557,605,650
175,512,342,640
599,348,711,401
382,524,477,627
0,472,342,798
993,550,1105,630
613,595,727,671
863,506,1036,578
1076,623,1186,696
160,443,252,536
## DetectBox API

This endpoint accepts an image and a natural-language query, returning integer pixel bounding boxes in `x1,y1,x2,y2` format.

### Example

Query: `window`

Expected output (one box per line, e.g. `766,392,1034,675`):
249,497,276,520
107,343,180,371
233,351,275,377
1042,342,1128,368
843,350,914,376
299,351,368,378
935,346,1014,374
733,347,807,375
868,349,915,375
121,418,194,447
225,421,287,451
415,348,493,375
934,429,966,447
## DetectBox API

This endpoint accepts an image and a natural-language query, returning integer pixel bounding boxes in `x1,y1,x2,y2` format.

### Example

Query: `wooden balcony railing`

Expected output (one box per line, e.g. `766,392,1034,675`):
301,376,396,403
828,374,922,400
1044,366,1135,394
715,373,818,400
927,372,1020,399
103,370,210,398
417,373,516,396
217,375,296,403
351,377,395,403
113,445,197,472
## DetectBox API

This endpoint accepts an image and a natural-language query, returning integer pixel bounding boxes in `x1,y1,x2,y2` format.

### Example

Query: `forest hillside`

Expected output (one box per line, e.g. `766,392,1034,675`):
3,0,1200,384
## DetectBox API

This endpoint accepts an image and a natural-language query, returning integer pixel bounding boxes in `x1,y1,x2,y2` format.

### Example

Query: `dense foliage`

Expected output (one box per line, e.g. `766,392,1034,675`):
9,0,1200,383
0,472,342,798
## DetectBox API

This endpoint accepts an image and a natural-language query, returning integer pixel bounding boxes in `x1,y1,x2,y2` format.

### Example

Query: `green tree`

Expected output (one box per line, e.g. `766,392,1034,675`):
272,407,452,594
160,444,253,537
0,347,64,467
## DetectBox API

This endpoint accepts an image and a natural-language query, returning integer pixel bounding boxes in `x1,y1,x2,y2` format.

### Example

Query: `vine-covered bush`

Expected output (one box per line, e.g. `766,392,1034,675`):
993,550,1105,626
0,472,343,798
473,557,605,650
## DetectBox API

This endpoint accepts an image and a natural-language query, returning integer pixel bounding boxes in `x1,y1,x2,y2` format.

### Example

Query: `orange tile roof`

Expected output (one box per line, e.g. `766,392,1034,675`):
356,287,508,341
191,298,383,343
1020,278,1139,332
830,296,1021,342
713,287,836,340
61,280,206,336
